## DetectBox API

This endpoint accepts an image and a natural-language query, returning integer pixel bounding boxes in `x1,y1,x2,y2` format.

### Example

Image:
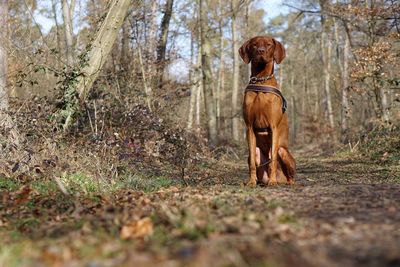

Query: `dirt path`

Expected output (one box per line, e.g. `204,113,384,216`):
1,154,399,267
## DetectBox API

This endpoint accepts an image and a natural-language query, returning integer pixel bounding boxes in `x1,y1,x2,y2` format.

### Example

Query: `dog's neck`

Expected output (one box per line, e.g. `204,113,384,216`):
250,61,278,88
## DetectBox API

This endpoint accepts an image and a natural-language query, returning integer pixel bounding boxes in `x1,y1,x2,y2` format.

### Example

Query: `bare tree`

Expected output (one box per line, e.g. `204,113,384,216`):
62,0,132,130
320,0,335,132
0,0,7,111
231,0,241,142
200,0,218,145
156,0,174,89
341,30,350,143
62,0,75,67
51,0,62,56
188,43,202,130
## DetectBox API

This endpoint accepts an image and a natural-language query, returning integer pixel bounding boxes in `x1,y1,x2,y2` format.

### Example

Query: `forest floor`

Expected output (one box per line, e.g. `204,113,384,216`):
1,147,400,267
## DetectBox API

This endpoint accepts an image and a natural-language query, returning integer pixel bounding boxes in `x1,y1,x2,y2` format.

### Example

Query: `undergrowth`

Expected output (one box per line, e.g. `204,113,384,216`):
359,125,400,163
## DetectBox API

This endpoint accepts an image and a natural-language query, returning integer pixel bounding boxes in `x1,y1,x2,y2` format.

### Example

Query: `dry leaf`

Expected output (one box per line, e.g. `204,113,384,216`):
120,217,153,240
15,185,32,204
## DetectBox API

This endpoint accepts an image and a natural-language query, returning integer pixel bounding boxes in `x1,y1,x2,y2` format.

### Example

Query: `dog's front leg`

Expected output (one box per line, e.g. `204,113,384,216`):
246,127,257,187
268,126,279,186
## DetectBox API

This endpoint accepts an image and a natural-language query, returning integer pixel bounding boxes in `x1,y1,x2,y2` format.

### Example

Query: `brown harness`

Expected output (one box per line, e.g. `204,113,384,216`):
245,84,287,114
245,84,288,133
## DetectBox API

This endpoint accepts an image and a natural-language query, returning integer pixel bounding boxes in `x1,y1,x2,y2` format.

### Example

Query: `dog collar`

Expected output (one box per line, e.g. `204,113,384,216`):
249,74,274,84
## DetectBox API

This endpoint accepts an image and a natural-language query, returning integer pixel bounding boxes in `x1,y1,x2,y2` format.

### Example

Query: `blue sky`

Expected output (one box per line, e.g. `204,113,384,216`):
35,0,287,34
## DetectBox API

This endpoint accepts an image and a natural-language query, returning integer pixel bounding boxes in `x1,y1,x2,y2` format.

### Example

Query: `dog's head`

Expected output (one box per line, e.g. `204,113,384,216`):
239,36,285,65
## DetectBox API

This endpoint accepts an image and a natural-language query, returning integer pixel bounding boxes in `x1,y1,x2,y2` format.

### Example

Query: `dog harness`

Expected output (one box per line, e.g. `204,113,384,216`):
245,84,287,114
245,84,288,133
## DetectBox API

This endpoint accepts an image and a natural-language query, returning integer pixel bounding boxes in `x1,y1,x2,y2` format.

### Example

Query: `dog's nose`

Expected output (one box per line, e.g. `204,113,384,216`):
257,47,266,53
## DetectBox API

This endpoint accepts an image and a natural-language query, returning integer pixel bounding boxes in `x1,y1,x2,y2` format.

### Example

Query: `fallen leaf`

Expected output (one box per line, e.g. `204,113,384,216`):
120,217,153,240
15,185,32,204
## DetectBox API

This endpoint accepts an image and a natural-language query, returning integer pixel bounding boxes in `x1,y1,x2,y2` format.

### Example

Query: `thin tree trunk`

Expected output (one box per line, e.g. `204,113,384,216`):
195,78,202,128
341,30,350,143
200,0,218,145
231,0,240,142
63,0,131,130
379,83,390,123
0,0,21,146
120,18,130,71
0,0,7,111
148,1,158,56
135,35,152,111
188,44,201,130
320,5,335,131
156,0,174,89
147,0,159,83
51,0,61,57
289,74,296,143
62,0,75,67
216,21,224,131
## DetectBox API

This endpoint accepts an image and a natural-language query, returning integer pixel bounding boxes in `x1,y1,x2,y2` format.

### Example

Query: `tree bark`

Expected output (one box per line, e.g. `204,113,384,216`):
63,0,132,130
188,43,201,130
231,0,240,142
135,33,152,111
341,29,350,144
0,0,7,111
195,77,202,128
62,0,75,67
156,0,174,89
148,0,158,61
199,0,218,145
51,0,62,57
320,2,335,132
120,18,130,71
0,0,21,146
216,17,225,132
147,0,159,84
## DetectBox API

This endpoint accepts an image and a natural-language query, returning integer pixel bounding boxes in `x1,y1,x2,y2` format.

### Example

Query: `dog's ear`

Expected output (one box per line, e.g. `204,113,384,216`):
273,39,286,64
239,40,251,64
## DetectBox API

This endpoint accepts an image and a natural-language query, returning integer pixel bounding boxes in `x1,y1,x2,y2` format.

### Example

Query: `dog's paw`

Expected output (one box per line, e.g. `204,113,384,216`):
286,179,295,186
245,179,257,187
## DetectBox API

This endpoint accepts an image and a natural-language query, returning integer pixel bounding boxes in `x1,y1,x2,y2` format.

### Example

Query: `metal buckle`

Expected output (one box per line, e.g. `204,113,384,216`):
249,77,258,84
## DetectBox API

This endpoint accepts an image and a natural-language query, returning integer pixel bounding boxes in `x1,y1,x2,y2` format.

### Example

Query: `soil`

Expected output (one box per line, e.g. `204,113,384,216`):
1,152,399,267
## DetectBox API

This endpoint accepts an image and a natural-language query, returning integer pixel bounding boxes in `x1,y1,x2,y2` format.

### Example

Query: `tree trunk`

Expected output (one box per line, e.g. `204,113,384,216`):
135,33,152,111
320,3,335,132
0,0,22,146
0,0,7,111
120,18,130,71
156,0,174,89
231,0,240,142
62,0,131,130
195,78,202,128
341,30,350,144
199,0,218,145
216,20,224,132
51,0,62,58
62,0,75,67
188,44,202,130
147,0,159,84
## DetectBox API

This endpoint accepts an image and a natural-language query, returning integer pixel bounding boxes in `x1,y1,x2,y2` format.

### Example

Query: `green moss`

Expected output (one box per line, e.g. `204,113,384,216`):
30,180,58,195
122,174,174,192
278,213,297,224
0,177,20,191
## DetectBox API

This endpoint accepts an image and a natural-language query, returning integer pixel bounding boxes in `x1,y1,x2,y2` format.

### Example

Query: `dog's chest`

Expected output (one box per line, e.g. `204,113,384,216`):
243,93,281,126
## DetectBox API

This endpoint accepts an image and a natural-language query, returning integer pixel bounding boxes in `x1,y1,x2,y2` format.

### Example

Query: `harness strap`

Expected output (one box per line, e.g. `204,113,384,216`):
245,84,287,114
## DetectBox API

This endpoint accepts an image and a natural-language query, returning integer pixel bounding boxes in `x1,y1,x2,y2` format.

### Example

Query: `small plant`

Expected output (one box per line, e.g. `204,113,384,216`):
123,174,174,192
0,177,20,191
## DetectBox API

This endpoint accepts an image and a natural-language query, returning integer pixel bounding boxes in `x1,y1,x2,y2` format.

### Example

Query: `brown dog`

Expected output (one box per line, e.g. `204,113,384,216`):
239,36,296,186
